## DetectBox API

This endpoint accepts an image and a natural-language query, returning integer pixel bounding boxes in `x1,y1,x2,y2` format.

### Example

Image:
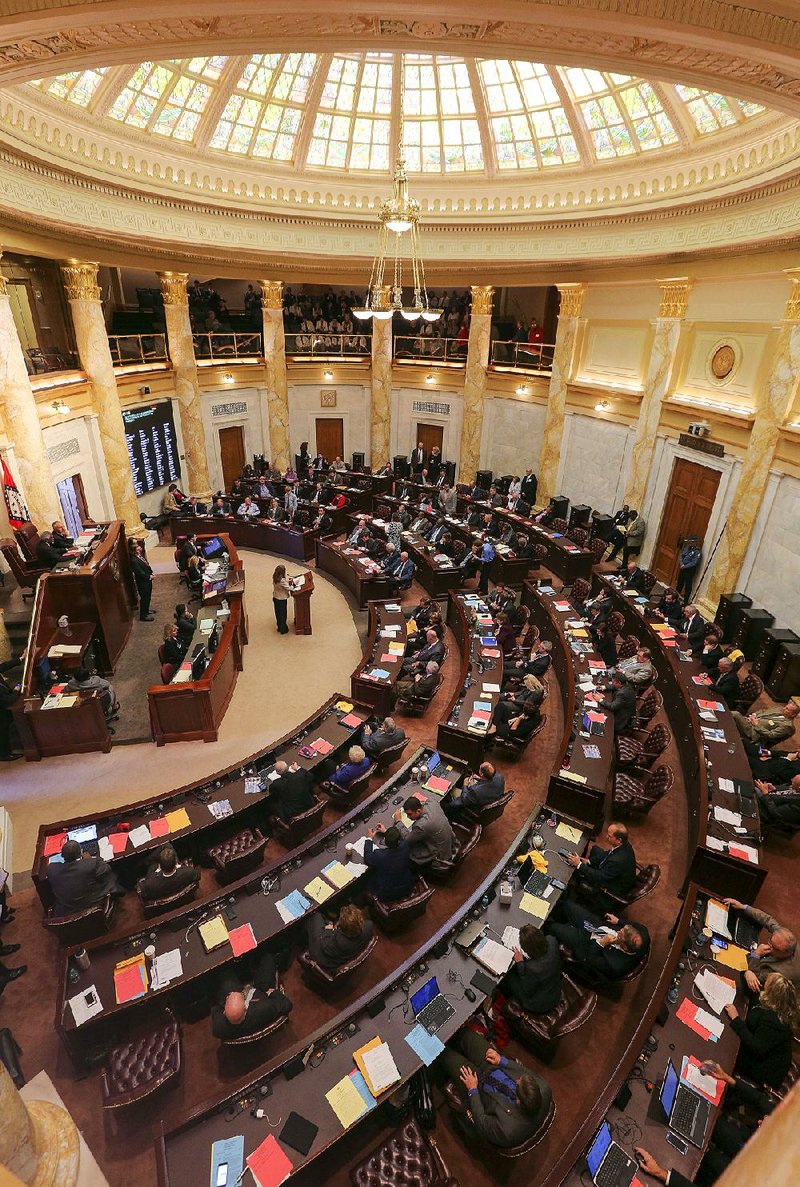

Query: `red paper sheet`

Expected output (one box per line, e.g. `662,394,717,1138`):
311,737,334,755
229,923,257,956
43,832,67,857
340,713,364,728
424,776,450,794
471,710,491,722
108,833,130,854
681,1055,725,1105
114,963,147,1004
246,1134,293,1187
697,700,724,711
676,997,711,1040
149,818,169,838
380,654,400,663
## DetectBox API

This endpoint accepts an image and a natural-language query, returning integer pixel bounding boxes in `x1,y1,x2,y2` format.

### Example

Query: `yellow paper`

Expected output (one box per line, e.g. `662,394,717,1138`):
407,618,418,634
713,944,750,972
353,1036,384,1095
520,893,549,920
555,823,584,844
304,876,334,904
623,588,640,597
559,770,588,784
514,849,548,872
322,861,353,890
165,807,191,832
326,1075,369,1129
388,643,405,654
335,700,354,713
569,628,589,638
198,915,229,951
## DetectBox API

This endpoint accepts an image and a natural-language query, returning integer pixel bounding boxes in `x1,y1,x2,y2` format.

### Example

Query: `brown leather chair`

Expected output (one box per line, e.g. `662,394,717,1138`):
269,796,326,848
367,879,435,934
100,1013,181,1109
616,723,671,770
207,828,267,885
396,673,443,716
490,714,547,759
564,942,651,996
641,569,658,595
568,526,589,548
160,662,177,684
0,540,48,600
42,893,117,946
734,673,764,714
374,736,410,772
13,523,41,563
460,788,514,828
613,764,674,817
630,687,663,730
570,578,591,606
136,876,199,919
617,636,639,660
604,863,661,910
529,542,549,569
350,1117,459,1187
606,610,626,637
503,972,597,1057
298,933,378,992
320,762,376,808
590,537,608,565
444,1080,555,1157
219,1011,290,1048
551,517,569,535
425,821,482,883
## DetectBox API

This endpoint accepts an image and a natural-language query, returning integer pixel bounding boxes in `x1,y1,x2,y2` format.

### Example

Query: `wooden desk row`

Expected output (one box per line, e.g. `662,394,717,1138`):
169,513,318,562
361,512,463,600
458,492,594,585
314,538,392,609
437,592,505,769
350,600,408,716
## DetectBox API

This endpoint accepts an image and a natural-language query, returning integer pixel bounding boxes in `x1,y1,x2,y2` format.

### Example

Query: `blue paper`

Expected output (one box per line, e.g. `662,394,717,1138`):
405,1023,445,1066
278,889,311,919
474,700,492,711
349,1069,378,1111
368,668,391,680
210,1134,244,1187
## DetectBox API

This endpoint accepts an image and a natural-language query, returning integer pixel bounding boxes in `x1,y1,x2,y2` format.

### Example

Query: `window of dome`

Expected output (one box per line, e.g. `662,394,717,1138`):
564,69,679,158
107,60,220,140
31,67,109,108
401,55,484,172
209,53,318,159
479,61,579,168
675,86,766,135
307,54,393,170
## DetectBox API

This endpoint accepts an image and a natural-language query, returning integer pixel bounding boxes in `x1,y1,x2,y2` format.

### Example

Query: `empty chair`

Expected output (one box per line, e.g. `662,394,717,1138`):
570,578,591,607
613,764,674,817
529,542,549,568
321,761,376,808
503,972,597,1057
298,933,377,992
160,662,176,684
735,672,764,714
568,527,589,548
550,517,569,534
606,610,626,637
616,723,671,770
101,1013,181,1110
269,796,326,848
367,878,435,934
0,540,48,600
603,863,661,910
617,636,639,660
207,828,267,885
590,537,608,565
641,569,657,595
426,821,482,883
631,687,663,730
42,894,117,947
461,788,515,828
350,1118,459,1187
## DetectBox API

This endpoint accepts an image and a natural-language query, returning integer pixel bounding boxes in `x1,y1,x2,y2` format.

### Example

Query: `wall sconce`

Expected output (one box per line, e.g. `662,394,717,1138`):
425,373,435,384
51,400,69,415
516,384,529,396
594,399,610,412
222,372,235,384
323,369,334,381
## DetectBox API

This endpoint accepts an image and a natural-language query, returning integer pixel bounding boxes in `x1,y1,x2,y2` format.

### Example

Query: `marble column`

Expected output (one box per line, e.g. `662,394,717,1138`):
703,271,800,612
624,277,693,512
0,278,62,527
537,283,585,507
157,271,212,498
370,284,393,470
61,261,145,536
459,285,494,484
0,1061,80,1187
259,280,291,472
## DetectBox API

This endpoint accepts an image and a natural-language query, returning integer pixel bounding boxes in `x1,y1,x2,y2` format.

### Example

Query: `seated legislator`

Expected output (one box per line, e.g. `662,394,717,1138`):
401,629,444,675
679,604,708,656
162,623,185,668
732,701,798,748
723,972,798,1089
546,900,650,981
175,603,196,648
506,639,552,684
211,950,292,1040
622,559,648,594
265,761,315,823
755,774,800,831
600,672,637,735
236,496,260,518
441,1030,552,1149
140,845,200,901
360,825,415,903
395,660,439,704
449,762,505,818
185,554,204,594
265,497,285,522
361,717,406,759
501,925,562,1015
51,521,74,553
591,621,618,670
750,747,800,785
162,482,186,514
722,898,800,991
459,542,482,582
617,646,654,689
565,822,636,911
180,532,199,568
211,496,231,517
65,665,117,719
387,794,453,869
327,745,371,793
380,543,403,576
495,613,517,657
488,700,541,744
388,551,415,592
656,588,684,627
709,656,741,706
305,903,374,973
35,531,66,569
700,631,725,677
47,839,120,916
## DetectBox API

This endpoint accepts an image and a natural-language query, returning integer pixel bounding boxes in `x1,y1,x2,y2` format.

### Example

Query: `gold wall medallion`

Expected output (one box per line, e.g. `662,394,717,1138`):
710,343,737,381
321,390,337,407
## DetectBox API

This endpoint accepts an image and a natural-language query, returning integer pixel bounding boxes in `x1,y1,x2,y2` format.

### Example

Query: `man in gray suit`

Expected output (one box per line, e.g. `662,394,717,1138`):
448,762,505,820
438,483,457,516
361,717,406,758
441,1030,551,1148
385,794,453,867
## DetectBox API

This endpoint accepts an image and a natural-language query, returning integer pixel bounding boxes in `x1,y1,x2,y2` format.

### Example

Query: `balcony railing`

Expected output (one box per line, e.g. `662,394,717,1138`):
490,340,555,373
192,332,263,361
108,333,168,366
285,332,371,359
25,346,79,375
393,336,467,364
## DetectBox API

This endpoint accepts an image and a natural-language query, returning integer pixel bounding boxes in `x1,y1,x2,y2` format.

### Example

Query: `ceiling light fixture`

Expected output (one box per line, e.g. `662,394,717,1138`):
595,399,610,412
51,399,69,415
323,369,334,381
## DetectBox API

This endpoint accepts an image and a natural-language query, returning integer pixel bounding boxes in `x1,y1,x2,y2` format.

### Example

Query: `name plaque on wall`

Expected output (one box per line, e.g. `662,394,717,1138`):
211,401,248,418
412,400,450,415
679,432,725,458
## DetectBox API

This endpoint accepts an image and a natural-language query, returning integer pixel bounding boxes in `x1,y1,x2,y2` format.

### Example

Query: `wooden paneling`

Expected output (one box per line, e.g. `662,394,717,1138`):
315,417,344,461
218,425,245,493
651,457,721,585
415,422,444,459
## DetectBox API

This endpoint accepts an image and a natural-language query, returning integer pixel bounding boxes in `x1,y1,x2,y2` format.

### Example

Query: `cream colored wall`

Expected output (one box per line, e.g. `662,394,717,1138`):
287,382,369,464
739,472,800,633
556,412,635,513
391,384,464,469
479,396,546,478
200,384,270,494
41,415,114,523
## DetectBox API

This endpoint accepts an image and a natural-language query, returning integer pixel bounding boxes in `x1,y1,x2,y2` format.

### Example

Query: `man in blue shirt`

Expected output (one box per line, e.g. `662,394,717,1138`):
479,535,495,593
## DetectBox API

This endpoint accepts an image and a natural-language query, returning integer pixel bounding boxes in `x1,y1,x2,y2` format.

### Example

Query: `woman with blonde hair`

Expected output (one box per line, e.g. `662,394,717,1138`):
327,744,371,795
272,564,291,635
724,971,798,1088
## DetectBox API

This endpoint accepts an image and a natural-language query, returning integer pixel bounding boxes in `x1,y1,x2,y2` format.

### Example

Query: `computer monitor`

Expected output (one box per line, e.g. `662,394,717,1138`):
191,648,208,681
410,976,440,1016
202,536,224,559
67,824,97,844
659,1060,680,1119
586,1122,613,1178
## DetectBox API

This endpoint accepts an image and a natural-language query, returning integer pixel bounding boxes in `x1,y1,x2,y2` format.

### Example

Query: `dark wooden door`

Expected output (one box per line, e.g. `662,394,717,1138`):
218,425,246,493
415,423,444,460
315,417,344,462
651,457,721,585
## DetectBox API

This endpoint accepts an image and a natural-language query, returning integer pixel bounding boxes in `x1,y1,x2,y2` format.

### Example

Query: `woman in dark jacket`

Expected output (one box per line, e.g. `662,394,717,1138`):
495,613,518,657
724,972,798,1088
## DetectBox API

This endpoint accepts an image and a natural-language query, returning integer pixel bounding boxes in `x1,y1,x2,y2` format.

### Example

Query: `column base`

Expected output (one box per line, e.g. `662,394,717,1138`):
28,1100,80,1187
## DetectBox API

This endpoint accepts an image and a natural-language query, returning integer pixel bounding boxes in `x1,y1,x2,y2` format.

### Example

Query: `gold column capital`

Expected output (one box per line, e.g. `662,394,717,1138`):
657,276,693,319
157,271,189,306
782,269,800,322
470,285,494,316
60,260,101,302
557,283,586,318
372,284,392,313
259,279,284,310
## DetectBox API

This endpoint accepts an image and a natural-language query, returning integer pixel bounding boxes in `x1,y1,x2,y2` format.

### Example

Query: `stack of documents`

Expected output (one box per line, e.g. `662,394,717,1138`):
151,949,183,989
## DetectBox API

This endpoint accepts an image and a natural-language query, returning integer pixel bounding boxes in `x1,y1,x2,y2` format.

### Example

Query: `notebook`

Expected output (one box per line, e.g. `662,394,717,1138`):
279,1112,318,1157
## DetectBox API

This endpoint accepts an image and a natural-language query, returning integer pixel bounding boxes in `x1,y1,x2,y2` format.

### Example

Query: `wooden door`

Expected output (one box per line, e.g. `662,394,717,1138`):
218,425,246,493
415,423,444,459
315,417,344,462
651,457,721,585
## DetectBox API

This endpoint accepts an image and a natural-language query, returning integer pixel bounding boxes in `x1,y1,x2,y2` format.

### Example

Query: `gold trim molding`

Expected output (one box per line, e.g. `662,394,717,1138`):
470,285,495,315
783,270,800,322
657,276,694,319
372,285,392,312
259,279,283,310
157,270,189,306
557,283,586,318
60,259,100,301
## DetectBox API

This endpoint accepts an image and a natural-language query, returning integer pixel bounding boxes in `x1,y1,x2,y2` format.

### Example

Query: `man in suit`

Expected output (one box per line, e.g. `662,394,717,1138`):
427,517,449,546
460,541,482,582
130,541,154,620
520,468,538,506
359,825,414,903
65,666,117,718
388,551,415,592
566,822,636,911
140,844,200,901
623,559,648,594
284,486,298,517
755,774,800,832
162,483,185,514
401,629,444,675
502,924,562,1014
265,761,315,823
428,447,443,483
679,604,708,656
409,442,426,474
600,672,637,735
722,898,800,990
488,485,505,509
361,716,406,759
47,839,121,916
617,646,653,689
592,622,618,671
35,532,65,569
51,521,74,554
180,533,199,569
347,517,370,545
749,746,800,785
380,543,403,576
236,495,260,518
710,656,740,706
395,658,440,703
211,950,292,1040
441,1030,552,1149
449,762,505,818
546,900,650,981
732,701,798,747
306,904,373,972
388,794,453,867
266,497,285,522
212,496,232,517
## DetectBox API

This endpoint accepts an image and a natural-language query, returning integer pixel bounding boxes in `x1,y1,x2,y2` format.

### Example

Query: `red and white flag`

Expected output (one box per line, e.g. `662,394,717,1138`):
1,453,30,529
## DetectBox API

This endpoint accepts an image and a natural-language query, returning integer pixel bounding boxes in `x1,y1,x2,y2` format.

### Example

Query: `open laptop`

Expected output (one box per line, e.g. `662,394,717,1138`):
585,1121,638,1187
658,1059,711,1148
410,975,455,1034
426,751,441,774
517,855,551,899
730,910,761,950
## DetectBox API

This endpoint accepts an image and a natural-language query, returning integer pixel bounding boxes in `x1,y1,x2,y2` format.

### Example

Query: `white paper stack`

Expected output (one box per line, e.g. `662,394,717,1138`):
694,968,737,1015
361,1042,401,1095
151,949,183,989
128,825,152,848
69,986,103,1026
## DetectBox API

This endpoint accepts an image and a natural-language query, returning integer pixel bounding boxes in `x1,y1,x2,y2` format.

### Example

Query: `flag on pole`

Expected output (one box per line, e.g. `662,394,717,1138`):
1,453,30,528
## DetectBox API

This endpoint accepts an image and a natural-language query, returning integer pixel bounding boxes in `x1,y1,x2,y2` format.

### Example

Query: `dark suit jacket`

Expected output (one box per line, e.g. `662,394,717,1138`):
311,919,374,972
594,631,618,670
461,773,505,809
270,769,315,821
625,567,648,594
363,726,405,756
141,863,200,901
163,637,184,667
470,1058,552,1148
711,669,740,705
579,840,637,897
52,531,73,553
503,934,562,1014
131,554,153,586
520,474,538,504
731,1005,793,1088
211,987,292,1040
602,682,637,734
363,838,415,902
681,613,707,654
47,855,116,915
36,541,63,568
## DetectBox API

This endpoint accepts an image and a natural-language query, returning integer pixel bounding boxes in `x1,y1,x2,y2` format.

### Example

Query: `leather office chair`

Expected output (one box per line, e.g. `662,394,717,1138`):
395,673,443,716
502,972,597,1057
0,540,48,600
136,876,199,919
207,828,267,885
641,569,658,595
460,788,515,828
270,796,326,848
613,764,674,817
590,537,609,565
616,723,671,770
568,527,589,548
350,1117,459,1187
13,523,41,563
570,578,591,606
425,821,482,884
374,737,409,772
490,714,547,759
219,1011,290,1048
566,944,650,996
528,542,549,569
617,636,639,660
367,878,435,934
551,517,569,535
606,610,626,637
444,1081,555,1157
631,687,663,730
604,863,662,910
100,1012,181,1110
160,662,176,684
42,894,117,946
298,933,378,992
321,762,376,808
734,673,764,714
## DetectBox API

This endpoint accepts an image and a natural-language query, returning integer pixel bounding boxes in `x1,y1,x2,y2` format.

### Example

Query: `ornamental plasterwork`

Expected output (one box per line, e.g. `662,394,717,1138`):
60,260,101,301
657,278,693,319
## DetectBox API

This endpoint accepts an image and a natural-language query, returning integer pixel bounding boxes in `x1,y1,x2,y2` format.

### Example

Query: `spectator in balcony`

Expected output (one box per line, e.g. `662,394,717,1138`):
244,283,260,327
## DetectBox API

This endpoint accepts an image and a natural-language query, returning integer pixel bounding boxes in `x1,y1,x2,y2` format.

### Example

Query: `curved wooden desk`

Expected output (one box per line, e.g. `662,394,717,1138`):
350,600,408,716
169,513,317,562
315,537,392,608
436,592,504,769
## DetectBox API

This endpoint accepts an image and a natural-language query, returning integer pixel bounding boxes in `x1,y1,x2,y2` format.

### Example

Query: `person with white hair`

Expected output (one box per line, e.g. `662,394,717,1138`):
361,716,406,758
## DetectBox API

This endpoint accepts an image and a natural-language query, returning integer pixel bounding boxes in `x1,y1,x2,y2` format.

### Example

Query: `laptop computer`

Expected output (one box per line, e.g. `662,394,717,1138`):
517,855,551,898
426,751,441,773
730,910,761,950
658,1059,711,1148
585,1121,638,1187
410,976,456,1034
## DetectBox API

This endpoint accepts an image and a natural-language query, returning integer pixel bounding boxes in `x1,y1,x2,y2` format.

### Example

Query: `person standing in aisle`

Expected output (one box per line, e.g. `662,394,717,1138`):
273,564,291,635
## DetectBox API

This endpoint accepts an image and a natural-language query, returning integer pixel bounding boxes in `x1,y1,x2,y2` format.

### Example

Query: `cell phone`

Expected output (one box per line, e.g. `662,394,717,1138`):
216,1164,228,1186
711,937,728,950
665,1131,689,1156
551,878,567,891
224,903,237,923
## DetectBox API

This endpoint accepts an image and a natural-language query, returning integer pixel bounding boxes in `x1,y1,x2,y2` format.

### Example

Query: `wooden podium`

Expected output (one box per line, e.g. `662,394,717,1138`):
291,572,314,635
